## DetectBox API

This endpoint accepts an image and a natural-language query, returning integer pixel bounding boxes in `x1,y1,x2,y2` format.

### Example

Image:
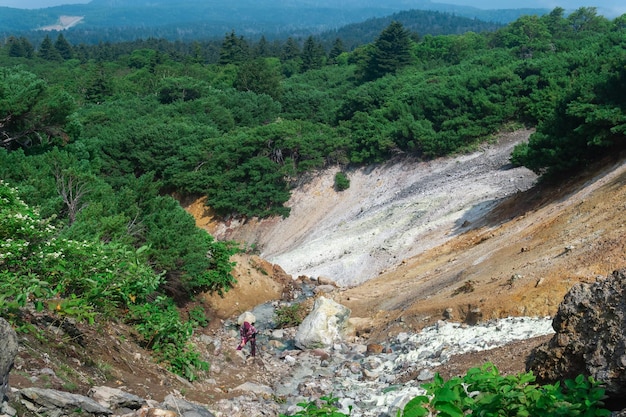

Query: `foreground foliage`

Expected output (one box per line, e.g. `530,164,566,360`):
400,363,609,417
280,364,610,417
0,181,222,380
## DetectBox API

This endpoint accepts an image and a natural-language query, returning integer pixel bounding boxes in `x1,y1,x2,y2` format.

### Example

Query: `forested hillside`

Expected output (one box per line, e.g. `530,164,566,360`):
0,0,546,44
1,6,625,380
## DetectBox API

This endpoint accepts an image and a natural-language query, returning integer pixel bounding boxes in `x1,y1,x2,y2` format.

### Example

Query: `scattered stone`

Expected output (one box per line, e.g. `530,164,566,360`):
143,407,177,417
417,369,435,381
232,382,274,397
313,285,336,294
316,276,337,286
310,349,331,361
271,329,285,339
1,401,16,417
366,344,384,355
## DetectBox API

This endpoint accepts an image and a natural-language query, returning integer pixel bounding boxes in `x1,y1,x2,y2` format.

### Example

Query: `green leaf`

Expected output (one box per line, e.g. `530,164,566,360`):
402,396,429,417
434,387,461,403
434,401,464,417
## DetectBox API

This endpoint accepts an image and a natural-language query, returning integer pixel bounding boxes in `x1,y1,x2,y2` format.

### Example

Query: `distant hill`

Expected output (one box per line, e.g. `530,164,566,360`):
0,0,548,44
319,9,504,50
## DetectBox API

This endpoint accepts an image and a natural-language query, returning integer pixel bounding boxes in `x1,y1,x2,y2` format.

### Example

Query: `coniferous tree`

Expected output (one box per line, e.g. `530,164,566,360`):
300,36,325,72
54,33,74,60
234,58,282,99
20,37,35,58
84,63,112,103
328,38,346,64
7,36,24,57
218,30,249,65
281,37,301,61
38,35,62,61
363,21,413,81
253,35,271,58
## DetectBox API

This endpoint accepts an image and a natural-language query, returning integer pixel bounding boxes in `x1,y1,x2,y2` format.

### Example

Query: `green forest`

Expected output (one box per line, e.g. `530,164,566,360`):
1,6,625,379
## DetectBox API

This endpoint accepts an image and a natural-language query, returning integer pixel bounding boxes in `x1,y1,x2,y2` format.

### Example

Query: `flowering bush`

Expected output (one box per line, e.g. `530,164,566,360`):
0,181,208,379
1,180,162,317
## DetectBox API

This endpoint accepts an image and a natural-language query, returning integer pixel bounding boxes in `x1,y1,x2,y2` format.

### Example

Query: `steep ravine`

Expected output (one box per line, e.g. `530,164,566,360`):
195,130,538,287
6,130,625,417
190,129,626,339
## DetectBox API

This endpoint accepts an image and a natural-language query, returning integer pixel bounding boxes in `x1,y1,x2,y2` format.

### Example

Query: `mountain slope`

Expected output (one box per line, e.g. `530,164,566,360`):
0,0,545,41
191,129,626,340
7,129,625,415
199,130,538,287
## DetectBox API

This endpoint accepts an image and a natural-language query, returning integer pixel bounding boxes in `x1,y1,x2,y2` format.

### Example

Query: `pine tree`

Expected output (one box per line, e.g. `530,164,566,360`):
363,21,413,81
38,35,62,61
7,36,25,57
328,38,346,65
218,31,249,65
84,63,112,103
234,58,282,99
253,35,270,58
54,33,73,60
20,37,35,58
300,36,325,72
281,37,301,61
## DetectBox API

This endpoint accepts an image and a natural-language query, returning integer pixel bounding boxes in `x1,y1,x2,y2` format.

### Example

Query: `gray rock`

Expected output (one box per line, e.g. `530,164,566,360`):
162,394,215,417
417,369,435,381
295,297,351,349
527,268,626,401
0,318,18,402
1,401,17,416
19,387,113,414
237,311,256,326
232,382,274,396
88,386,145,410
312,285,336,294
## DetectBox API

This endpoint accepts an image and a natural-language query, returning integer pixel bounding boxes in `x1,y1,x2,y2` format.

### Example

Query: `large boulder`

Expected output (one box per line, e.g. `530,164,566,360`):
295,297,351,349
19,388,113,415
527,269,626,402
0,318,18,402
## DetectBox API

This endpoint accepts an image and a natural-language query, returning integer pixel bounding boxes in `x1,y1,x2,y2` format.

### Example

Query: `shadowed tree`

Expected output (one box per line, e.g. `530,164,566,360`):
253,35,271,58
362,21,413,81
301,36,325,72
54,33,73,60
328,38,346,65
234,58,282,100
38,35,63,61
0,68,74,151
281,37,301,61
6,36,23,57
218,30,249,65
